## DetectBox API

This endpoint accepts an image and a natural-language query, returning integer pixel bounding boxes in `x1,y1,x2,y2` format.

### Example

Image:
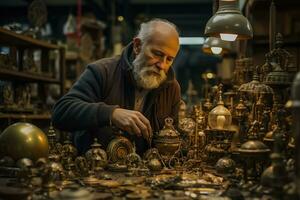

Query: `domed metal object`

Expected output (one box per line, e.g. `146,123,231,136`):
265,62,291,88
0,122,49,161
238,140,270,154
263,127,275,149
208,103,232,130
204,0,253,40
208,85,232,130
147,158,163,171
215,157,236,174
239,121,270,155
261,165,275,187
239,76,274,95
261,153,289,188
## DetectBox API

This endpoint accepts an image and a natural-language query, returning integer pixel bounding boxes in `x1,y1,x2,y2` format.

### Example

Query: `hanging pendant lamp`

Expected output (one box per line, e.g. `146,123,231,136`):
204,0,253,41
202,37,233,55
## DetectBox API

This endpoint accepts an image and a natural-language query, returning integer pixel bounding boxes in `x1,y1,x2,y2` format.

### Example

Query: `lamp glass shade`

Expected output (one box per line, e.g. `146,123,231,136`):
204,0,253,40
208,104,232,130
202,37,233,55
211,47,222,54
220,33,238,41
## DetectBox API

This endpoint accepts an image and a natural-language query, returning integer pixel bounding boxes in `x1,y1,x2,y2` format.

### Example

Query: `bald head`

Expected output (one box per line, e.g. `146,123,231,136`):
136,19,179,46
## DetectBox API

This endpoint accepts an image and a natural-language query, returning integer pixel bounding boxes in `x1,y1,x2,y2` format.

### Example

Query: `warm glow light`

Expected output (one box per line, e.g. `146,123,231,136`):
216,115,226,129
211,47,222,54
206,72,214,79
220,33,238,41
117,16,124,22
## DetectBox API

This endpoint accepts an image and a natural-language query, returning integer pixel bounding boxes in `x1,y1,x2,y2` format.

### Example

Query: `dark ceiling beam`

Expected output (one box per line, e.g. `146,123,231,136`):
83,0,107,18
130,0,211,4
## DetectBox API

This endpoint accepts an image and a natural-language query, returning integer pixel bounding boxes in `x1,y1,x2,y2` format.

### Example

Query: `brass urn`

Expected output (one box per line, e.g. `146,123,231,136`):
153,118,181,158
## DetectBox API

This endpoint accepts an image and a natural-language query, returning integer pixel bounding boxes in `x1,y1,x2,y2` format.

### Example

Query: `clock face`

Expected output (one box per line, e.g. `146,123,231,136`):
28,0,47,28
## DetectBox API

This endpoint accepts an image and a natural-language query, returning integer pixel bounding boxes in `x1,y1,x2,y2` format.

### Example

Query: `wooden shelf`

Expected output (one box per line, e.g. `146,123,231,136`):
0,113,51,119
0,28,59,49
0,68,60,83
0,25,65,130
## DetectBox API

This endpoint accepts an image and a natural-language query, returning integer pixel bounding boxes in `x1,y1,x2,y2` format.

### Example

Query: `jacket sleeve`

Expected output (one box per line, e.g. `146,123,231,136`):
51,64,118,131
170,80,181,128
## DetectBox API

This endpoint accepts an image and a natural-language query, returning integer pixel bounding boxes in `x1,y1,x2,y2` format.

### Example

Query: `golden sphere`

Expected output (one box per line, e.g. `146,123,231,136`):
0,122,49,161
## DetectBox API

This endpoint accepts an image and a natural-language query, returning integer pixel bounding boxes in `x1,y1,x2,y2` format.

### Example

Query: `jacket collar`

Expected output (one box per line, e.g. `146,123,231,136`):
120,42,176,90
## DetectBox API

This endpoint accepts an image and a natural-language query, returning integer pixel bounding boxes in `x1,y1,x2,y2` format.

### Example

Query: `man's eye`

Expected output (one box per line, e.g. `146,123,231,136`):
153,51,163,56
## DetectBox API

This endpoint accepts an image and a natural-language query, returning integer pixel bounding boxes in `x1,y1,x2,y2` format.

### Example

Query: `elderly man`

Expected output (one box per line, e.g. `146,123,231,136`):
52,18,181,155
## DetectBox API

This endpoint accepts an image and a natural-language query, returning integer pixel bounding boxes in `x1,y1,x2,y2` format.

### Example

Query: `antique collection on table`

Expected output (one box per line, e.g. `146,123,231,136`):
0,32,299,200
0,1,299,200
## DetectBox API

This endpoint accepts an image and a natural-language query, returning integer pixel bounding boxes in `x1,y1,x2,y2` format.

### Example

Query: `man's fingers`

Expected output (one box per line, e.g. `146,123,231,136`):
127,119,142,137
111,108,152,139
136,112,152,136
133,116,149,139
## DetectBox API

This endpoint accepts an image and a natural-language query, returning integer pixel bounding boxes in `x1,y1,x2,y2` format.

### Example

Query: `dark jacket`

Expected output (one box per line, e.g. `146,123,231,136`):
52,43,181,155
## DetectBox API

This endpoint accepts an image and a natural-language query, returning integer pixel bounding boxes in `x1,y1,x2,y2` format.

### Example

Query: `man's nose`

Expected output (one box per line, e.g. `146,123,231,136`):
156,57,168,71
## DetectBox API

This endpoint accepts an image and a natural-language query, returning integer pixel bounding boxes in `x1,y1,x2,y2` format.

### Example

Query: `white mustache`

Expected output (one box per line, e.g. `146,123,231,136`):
143,67,165,77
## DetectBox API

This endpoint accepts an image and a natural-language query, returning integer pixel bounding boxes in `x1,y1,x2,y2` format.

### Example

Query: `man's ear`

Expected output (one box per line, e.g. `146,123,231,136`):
133,37,142,55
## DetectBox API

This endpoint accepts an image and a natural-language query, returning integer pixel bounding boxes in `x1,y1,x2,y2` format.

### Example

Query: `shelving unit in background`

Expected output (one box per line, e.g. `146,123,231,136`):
65,50,81,91
0,27,65,131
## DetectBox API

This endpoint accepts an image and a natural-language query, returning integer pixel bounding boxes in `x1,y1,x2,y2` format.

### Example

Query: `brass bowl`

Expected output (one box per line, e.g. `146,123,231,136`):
0,122,49,161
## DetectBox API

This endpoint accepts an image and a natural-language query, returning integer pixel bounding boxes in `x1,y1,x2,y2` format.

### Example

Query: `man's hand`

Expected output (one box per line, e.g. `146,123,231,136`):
111,108,153,142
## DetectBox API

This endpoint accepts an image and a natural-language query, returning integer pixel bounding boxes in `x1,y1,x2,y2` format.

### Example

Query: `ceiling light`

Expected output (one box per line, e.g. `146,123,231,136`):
117,16,124,22
204,0,253,41
220,33,238,41
202,37,233,55
206,72,215,79
210,47,222,54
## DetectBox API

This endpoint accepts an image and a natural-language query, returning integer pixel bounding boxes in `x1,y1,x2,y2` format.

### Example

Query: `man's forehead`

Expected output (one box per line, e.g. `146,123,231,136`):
147,31,179,54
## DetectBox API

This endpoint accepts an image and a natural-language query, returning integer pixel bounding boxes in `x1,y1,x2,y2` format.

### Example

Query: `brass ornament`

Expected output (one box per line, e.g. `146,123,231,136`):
147,158,163,171
208,84,232,130
153,118,181,158
85,138,108,171
0,122,49,161
215,157,236,175
106,136,134,163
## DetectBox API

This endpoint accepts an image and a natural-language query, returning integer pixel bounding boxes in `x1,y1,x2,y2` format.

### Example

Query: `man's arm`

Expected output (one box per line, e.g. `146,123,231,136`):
169,80,181,128
52,64,118,131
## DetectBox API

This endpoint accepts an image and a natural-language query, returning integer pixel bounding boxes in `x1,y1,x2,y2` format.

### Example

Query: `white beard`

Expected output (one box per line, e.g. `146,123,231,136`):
132,52,167,89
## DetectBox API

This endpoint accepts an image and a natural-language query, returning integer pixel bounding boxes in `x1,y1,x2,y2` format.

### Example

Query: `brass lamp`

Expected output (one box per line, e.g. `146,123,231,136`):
208,84,232,130
204,0,253,41
202,37,232,55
